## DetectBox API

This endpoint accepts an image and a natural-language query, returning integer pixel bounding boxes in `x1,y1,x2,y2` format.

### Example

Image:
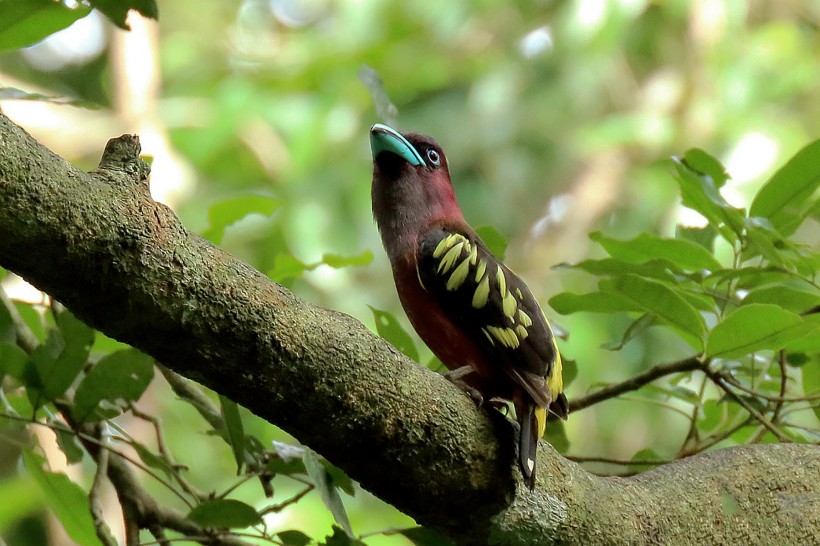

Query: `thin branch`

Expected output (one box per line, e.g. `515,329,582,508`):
259,485,314,515
569,356,703,412
566,455,672,466
129,403,207,501
705,372,790,443
89,427,118,546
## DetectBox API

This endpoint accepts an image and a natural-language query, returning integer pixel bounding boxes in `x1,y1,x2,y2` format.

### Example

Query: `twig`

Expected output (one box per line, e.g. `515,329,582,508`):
566,455,672,466
89,426,118,546
129,403,206,501
259,485,314,515
569,356,703,412
705,371,790,443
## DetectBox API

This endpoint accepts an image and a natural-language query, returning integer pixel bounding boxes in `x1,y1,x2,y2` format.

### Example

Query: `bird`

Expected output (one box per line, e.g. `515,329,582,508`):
369,123,568,489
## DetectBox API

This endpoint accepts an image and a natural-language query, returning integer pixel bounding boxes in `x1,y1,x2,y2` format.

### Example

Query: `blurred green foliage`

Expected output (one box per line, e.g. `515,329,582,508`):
0,0,818,545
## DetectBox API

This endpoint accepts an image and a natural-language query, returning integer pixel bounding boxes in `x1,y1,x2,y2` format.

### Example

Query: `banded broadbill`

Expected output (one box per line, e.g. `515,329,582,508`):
369,123,568,489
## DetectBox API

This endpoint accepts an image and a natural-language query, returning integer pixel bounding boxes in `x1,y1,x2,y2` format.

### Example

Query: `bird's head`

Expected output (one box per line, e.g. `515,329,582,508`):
370,124,465,255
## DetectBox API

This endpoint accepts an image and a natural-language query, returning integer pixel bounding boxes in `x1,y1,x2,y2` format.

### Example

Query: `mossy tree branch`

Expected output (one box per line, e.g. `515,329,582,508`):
0,114,817,546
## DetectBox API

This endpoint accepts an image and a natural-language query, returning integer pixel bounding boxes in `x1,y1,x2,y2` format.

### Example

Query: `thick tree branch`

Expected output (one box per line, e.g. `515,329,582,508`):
1,114,818,545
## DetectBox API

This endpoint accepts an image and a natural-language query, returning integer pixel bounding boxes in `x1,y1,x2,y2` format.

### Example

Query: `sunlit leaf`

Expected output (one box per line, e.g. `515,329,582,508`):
320,251,374,269
475,225,508,260
23,453,102,546
749,139,820,237
590,231,722,271
268,253,308,283
554,258,682,282
603,275,706,351
202,194,280,244
683,149,729,189
73,349,154,422
0,0,91,51
706,304,817,359
368,306,419,362
742,285,820,314
671,157,744,242
549,291,642,315
187,499,261,528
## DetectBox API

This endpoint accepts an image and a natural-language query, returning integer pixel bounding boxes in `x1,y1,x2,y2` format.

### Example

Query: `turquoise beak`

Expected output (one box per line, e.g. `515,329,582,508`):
370,124,425,167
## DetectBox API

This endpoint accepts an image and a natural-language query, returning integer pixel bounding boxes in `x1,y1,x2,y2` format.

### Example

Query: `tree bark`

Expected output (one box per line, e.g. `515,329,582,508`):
0,113,817,545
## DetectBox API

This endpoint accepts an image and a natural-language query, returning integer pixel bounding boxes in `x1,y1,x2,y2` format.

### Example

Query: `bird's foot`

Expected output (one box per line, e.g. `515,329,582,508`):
444,366,485,406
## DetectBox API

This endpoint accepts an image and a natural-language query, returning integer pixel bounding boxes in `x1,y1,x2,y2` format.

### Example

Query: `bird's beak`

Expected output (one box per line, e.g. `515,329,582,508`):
370,123,425,167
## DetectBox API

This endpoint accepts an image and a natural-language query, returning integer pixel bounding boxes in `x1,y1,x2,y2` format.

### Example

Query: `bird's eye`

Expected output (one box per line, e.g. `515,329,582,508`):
426,149,441,166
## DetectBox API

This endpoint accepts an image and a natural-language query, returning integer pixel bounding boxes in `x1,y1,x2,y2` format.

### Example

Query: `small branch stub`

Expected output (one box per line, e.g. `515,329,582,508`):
92,134,151,188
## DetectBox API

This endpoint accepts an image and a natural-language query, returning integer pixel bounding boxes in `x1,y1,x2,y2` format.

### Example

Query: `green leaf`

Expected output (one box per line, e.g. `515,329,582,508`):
706,304,817,359
590,231,722,272
548,291,642,315
268,253,308,283
475,225,508,260
0,299,14,343
268,441,308,476
784,315,820,353
802,358,820,422
742,217,788,267
743,285,820,314
187,499,261,529
0,476,41,530
0,343,28,379
23,452,102,546
630,447,663,472
319,525,366,546
555,258,683,282
750,139,820,237
544,419,569,453
603,275,706,351
672,157,745,241
36,308,95,400
303,450,353,536
320,251,374,269
368,307,419,362
53,424,84,464
323,461,355,496
278,530,313,546
202,194,280,244
683,148,729,189
0,0,91,52
562,359,578,388
676,224,718,253
219,395,245,474
88,0,158,30
130,442,175,479
73,349,154,422
601,314,656,351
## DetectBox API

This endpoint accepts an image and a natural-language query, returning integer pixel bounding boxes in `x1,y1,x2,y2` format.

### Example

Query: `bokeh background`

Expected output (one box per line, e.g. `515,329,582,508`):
1,1,818,544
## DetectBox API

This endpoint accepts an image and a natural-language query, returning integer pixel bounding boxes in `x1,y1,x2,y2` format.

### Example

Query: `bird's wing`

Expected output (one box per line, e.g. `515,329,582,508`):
416,227,561,408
